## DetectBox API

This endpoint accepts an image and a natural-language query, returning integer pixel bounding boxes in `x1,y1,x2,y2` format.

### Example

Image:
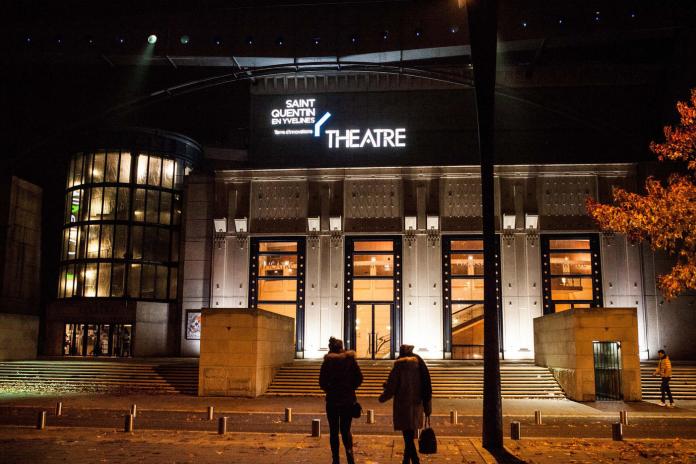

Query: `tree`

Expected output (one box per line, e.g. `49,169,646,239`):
587,89,696,299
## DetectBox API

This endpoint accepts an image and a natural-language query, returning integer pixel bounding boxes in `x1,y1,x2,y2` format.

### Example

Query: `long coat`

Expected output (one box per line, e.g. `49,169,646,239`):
379,355,433,431
319,350,363,406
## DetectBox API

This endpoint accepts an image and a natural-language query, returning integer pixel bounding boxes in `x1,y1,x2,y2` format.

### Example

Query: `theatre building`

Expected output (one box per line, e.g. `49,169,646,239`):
44,73,695,364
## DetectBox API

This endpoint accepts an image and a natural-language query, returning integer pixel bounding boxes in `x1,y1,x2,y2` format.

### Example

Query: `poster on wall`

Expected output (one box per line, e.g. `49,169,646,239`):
186,311,202,340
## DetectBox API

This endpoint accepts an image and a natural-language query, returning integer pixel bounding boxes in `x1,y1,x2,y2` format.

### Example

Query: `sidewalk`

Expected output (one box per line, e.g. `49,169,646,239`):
1,427,695,463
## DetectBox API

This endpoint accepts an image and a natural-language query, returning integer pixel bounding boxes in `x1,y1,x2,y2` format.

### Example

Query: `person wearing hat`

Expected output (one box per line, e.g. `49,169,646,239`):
320,337,363,464
379,344,433,464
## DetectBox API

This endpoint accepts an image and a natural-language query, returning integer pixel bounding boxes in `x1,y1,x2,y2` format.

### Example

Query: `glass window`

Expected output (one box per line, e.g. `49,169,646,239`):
353,255,394,277
169,267,178,300
69,189,82,223
89,187,104,220
143,227,157,261
86,225,101,258
155,265,168,299
128,264,141,298
170,231,179,262
98,263,111,297
84,263,98,297
141,264,156,298
92,152,105,183
136,155,148,184
450,253,483,276
102,187,116,220
549,239,591,250
259,242,298,253
257,304,297,319
156,228,170,261
114,225,127,259
148,156,162,186
133,188,145,222
116,187,130,220
99,225,113,258
159,192,171,225
84,153,94,185
354,241,393,252
106,152,119,182
353,279,394,301
550,277,593,301
74,263,84,297
451,240,484,251
162,159,175,188
131,225,143,259
119,152,131,183
146,189,159,223
549,252,592,275
259,255,297,277
258,279,297,301
112,263,125,297
80,189,91,222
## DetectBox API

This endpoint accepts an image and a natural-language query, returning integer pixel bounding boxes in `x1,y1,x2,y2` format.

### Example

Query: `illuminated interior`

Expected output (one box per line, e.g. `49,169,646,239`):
544,238,597,312
255,240,302,329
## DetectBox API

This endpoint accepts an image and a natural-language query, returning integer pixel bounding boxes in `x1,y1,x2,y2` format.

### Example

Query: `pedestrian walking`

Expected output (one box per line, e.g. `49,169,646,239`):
379,344,433,464
319,337,363,464
654,349,675,407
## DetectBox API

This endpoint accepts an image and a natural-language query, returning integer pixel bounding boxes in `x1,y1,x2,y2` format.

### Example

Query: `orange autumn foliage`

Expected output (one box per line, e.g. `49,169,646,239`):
587,89,696,299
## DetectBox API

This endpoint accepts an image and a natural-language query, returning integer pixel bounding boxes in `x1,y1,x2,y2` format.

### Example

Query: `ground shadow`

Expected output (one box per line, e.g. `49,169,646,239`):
489,447,528,464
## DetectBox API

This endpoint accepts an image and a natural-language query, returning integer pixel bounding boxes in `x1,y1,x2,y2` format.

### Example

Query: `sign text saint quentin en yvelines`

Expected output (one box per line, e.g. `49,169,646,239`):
270,98,406,149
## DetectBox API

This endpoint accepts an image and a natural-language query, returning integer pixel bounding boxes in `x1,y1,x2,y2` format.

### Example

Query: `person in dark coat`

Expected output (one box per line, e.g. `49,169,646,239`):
319,337,363,464
379,344,433,464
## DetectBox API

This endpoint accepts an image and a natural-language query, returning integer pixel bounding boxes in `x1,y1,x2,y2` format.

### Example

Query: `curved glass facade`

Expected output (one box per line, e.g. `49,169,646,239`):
58,150,189,301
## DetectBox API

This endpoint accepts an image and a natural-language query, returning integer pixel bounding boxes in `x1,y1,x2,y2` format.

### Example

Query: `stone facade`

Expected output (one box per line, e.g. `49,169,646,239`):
0,313,39,360
534,307,641,401
198,308,294,397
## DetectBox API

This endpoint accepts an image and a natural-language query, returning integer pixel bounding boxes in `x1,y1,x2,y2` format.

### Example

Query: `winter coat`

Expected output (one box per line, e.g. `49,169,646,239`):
655,356,673,378
378,355,433,431
319,350,363,406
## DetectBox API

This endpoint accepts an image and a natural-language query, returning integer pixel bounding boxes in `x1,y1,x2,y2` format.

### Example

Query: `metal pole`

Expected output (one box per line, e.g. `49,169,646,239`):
208,406,214,421
367,409,375,424
311,419,321,437
218,417,228,434
124,414,134,432
56,402,63,416
450,410,458,424
534,411,542,425
130,404,137,418
510,421,521,440
285,408,292,423
620,410,628,425
612,423,623,441
464,0,503,451
36,411,47,430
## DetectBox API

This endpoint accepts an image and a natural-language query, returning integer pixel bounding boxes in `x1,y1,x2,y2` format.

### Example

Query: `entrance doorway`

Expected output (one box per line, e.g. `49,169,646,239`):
355,304,392,359
64,323,133,357
593,341,622,400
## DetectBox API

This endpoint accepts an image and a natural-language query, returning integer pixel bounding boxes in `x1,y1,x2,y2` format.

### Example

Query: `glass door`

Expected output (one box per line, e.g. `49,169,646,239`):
355,304,392,359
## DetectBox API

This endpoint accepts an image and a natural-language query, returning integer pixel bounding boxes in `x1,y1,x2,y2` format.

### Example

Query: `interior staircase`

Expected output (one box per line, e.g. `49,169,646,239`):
640,362,696,400
266,360,566,399
0,359,198,395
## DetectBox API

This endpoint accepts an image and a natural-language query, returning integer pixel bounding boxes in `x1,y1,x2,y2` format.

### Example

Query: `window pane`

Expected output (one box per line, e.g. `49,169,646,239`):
148,156,162,186
146,189,159,223
170,231,180,262
106,152,119,182
99,225,113,258
84,263,98,297
89,187,104,220
157,228,170,261
451,278,484,301
162,159,174,188
155,266,168,299
169,267,178,300
78,226,88,259
550,277,593,301
97,263,111,297
119,152,131,183
555,303,591,312
258,279,297,301
259,255,297,276
174,160,185,188
549,239,591,250
143,227,157,261
69,189,82,223
450,253,483,276
102,187,116,220
66,227,79,259
136,155,148,184
259,242,298,253
114,225,127,259
354,241,393,252
133,188,145,221
141,264,156,298
451,240,483,251
353,279,394,301
128,264,141,298
86,225,100,258
173,194,182,225
80,189,91,222
257,304,296,319
74,263,84,297
112,263,125,297
549,252,592,275
451,303,484,349
117,187,130,220
353,255,394,277
92,152,105,183
131,225,143,259
159,192,171,224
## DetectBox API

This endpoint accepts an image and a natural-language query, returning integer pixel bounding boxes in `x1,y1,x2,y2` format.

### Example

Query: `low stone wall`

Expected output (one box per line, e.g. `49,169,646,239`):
0,313,39,360
198,308,294,397
534,308,641,401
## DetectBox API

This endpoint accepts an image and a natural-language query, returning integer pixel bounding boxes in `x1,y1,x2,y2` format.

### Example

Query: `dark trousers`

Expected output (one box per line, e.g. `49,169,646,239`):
661,377,674,403
402,430,420,464
326,403,353,460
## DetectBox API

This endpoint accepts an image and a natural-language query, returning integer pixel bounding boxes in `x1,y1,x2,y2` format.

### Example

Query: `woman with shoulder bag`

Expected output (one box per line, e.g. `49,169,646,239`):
379,344,433,464
319,337,364,464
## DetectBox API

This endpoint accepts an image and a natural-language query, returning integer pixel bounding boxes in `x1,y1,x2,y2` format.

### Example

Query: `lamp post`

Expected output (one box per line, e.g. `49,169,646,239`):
460,0,503,450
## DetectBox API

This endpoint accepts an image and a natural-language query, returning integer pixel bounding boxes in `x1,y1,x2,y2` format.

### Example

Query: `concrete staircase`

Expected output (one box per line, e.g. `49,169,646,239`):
266,360,566,399
0,359,198,395
640,362,696,400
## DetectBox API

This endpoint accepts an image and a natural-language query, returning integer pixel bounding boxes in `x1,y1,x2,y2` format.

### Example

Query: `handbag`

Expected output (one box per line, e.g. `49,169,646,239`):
351,401,362,419
418,416,437,454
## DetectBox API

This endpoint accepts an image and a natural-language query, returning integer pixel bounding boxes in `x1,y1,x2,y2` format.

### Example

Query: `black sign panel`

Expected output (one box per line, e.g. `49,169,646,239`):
249,90,478,168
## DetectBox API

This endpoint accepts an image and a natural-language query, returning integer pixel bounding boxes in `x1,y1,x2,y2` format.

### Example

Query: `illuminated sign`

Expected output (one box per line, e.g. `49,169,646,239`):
269,97,406,149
